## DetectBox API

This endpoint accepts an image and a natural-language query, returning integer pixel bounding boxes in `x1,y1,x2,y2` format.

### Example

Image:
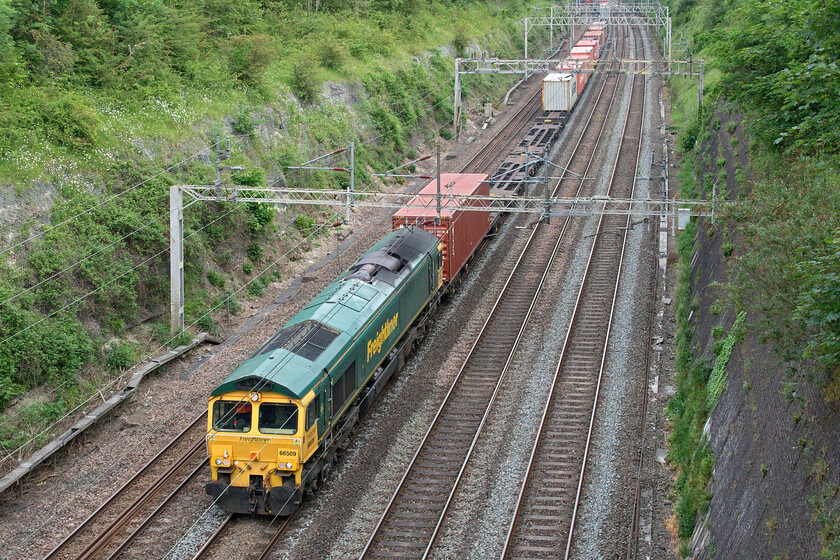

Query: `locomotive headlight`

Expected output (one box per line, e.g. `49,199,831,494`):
222,458,230,467
215,458,222,466
285,462,293,469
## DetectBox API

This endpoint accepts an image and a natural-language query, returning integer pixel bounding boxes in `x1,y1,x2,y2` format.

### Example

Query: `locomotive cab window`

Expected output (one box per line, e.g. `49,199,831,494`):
213,401,252,432
259,403,299,435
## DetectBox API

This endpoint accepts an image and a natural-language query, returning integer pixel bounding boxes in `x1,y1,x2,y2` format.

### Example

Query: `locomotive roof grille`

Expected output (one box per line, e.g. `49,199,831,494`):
259,320,339,362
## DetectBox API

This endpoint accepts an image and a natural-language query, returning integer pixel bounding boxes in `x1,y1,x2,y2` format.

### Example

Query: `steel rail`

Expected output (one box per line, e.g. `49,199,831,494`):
43,412,206,560
102,460,208,560
256,509,301,560
358,188,551,559
189,508,299,560
74,439,206,560
459,39,569,175
460,89,544,174
500,24,649,560
189,513,234,560
565,36,648,560
565,46,645,560
423,54,629,560
625,29,662,560
421,24,634,559
625,180,659,560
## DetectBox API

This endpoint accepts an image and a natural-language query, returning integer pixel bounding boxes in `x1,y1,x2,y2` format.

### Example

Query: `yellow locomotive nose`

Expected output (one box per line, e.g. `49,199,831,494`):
206,393,306,515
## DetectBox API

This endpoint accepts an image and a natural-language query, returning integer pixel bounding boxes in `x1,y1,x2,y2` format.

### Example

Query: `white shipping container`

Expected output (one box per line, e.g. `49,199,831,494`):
543,73,577,112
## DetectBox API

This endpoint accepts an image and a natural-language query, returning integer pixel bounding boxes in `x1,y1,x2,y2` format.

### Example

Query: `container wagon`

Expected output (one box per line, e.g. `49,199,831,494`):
392,174,491,284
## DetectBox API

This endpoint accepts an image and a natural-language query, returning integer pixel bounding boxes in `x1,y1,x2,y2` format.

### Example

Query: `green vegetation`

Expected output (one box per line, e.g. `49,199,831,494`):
666,219,716,542
707,311,746,409
710,1,840,154
0,0,537,181
724,157,840,375
665,0,840,552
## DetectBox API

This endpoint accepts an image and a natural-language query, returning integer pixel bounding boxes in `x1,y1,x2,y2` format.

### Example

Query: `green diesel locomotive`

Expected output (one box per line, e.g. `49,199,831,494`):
205,227,443,515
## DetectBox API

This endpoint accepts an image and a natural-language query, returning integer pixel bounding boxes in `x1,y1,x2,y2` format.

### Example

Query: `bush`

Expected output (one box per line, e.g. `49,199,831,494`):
795,233,840,372
225,34,274,85
439,128,453,140
224,292,242,314
294,214,317,237
290,57,321,103
243,261,253,274
106,342,137,372
41,93,101,149
247,275,268,297
168,330,194,348
232,106,256,135
248,241,263,262
452,25,469,57
197,312,214,332
319,39,349,70
207,269,225,288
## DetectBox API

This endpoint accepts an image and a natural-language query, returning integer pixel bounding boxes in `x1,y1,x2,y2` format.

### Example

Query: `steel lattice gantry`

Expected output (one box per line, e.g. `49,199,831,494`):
169,183,712,332
179,184,712,218
525,2,672,59
453,56,703,137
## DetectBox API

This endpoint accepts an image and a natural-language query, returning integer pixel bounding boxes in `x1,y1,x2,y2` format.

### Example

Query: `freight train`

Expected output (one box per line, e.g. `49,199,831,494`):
205,176,490,515
204,25,608,517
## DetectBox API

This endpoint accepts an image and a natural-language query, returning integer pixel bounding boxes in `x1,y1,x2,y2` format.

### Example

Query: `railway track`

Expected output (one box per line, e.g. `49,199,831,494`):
459,88,544,174
39,23,642,560
625,29,661,560
190,510,298,560
501,25,649,560
43,413,207,560
625,184,659,560
358,25,631,560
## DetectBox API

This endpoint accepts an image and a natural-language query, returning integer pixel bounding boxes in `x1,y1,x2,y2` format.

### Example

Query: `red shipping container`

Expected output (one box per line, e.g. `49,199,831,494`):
577,39,599,58
582,31,600,43
558,57,588,95
569,50,595,94
587,26,606,43
571,46,596,59
392,173,490,284
585,28,606,44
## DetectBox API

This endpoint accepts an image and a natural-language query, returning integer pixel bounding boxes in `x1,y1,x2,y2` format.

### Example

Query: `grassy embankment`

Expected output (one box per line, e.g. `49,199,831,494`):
0,0,552,457
663,0,840,555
